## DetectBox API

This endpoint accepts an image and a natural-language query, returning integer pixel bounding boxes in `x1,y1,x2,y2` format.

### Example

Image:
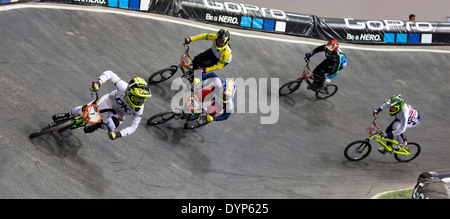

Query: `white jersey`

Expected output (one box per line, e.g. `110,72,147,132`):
71,70,144,137
379,102,420,136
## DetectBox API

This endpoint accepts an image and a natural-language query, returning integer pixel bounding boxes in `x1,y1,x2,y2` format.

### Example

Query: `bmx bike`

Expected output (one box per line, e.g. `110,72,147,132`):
147,85,209,129
148,43,196,84
344,115,421,162
29,90,105,138
279,59,338,99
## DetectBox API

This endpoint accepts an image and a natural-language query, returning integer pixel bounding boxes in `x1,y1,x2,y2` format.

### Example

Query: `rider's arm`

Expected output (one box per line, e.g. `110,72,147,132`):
98,70,123,86
326,54,347,79
373,102,389,115
117,109,143,137
189,33,216,42
212,112,231,121
307,44,326,57
211,102,233,121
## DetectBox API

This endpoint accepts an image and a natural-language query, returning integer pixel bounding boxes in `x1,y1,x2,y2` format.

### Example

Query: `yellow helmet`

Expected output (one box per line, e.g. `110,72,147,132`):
126,77,151,111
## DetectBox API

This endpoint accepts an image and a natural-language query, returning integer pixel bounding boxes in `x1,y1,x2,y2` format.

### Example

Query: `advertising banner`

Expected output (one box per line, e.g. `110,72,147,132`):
316,17,450,44
148,0,315,37
147,0,450,45
38,0,450,45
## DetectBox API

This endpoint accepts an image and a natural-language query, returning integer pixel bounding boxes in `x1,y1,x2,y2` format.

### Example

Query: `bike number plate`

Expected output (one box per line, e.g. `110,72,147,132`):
181,53,193,68
368,121,379,136
303,65,313,78
186,95,201,112
83,104,102,125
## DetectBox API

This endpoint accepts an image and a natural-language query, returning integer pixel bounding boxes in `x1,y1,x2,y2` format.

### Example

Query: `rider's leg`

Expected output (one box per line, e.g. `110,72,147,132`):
102,114,122,132
378,119,398,153
207,102,218,116
385,119,399,146
197,86,216,102
311,61,330,90
67,94,112,119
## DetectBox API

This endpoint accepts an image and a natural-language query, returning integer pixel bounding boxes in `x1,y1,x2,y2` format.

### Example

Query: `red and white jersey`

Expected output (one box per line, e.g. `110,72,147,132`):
380,103,420,136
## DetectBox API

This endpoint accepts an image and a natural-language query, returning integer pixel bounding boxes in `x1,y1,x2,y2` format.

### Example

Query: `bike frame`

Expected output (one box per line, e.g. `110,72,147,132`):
367,115,411,156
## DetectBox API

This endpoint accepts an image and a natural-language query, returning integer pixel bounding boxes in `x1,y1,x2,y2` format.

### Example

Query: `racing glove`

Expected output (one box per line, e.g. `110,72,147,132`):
92,81,101,92
373,108,382,116
305,52,312,60
206,114,214,123
183,37,191,45
108,131,122,140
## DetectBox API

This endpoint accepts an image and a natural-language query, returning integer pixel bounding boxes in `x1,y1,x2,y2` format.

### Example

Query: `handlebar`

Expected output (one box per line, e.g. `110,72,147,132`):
183,42,190,53
304,57,310,64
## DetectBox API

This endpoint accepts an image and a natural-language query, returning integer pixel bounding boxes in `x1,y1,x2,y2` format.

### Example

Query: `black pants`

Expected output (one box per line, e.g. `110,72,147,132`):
193,48,219,70
312,59,334,86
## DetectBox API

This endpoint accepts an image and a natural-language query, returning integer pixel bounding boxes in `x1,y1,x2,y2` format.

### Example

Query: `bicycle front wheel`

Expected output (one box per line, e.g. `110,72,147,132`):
29,119,73,138
147,110,176,126
394,142,421,162
316,84,338,99
279,80,302,96
344,140,372,161
148,66,178,84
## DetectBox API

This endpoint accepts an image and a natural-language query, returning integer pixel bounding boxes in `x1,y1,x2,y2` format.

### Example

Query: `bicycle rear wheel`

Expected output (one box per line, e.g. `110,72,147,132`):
394,142,421,162
315,84,338,99
148,66,178,84
279,80,302,96
147,110,176,126
344,140,372,161
29,119,73,138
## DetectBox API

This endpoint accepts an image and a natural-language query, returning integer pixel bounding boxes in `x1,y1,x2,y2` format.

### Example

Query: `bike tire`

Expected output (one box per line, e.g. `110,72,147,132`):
344,140,372,161
315,84,338,99
148,66,178,84
279,80,302,96
394,142,421,162
147,110,176,126
29,119,73,138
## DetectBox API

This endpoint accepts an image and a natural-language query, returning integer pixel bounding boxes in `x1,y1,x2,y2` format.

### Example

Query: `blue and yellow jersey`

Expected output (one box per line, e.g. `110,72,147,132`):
189,33,232,73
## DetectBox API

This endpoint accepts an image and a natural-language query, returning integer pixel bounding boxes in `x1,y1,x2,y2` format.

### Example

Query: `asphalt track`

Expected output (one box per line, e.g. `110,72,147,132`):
1,3,450,199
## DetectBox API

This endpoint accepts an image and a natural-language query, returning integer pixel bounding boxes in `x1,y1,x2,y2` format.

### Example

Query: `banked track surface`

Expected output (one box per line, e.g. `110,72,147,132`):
1,3,450,198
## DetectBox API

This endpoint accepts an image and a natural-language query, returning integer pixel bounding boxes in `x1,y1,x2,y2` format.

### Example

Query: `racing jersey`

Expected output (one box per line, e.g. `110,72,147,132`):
201,72,234,121
378,102,420,137
190,33,232,73
308,45,347,79
98,70,144,137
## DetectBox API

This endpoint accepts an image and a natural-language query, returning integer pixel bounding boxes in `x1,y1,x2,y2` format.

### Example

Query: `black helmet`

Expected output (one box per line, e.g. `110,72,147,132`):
214,29,230,51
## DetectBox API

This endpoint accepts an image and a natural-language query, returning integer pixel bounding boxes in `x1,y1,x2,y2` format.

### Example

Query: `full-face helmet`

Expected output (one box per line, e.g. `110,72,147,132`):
388,94,405,115
325,39,339,54
126,77,152,111
215,29,230,52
